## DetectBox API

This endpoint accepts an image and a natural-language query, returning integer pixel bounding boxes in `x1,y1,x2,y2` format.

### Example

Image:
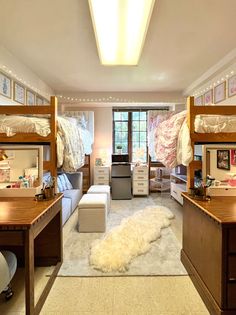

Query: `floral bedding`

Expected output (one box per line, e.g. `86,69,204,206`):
154,112,236,169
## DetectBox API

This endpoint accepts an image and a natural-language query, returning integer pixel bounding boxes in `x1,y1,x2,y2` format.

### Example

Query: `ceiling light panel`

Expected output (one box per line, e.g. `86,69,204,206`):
89,0,155,65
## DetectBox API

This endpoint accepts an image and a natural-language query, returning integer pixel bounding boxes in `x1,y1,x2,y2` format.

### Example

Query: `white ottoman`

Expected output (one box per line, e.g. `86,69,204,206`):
87,185,111,212
78,193,107,232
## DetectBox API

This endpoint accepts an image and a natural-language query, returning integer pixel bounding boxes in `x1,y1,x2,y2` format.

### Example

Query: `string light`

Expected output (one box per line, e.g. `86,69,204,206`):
0,64,51,99
193,68,236,97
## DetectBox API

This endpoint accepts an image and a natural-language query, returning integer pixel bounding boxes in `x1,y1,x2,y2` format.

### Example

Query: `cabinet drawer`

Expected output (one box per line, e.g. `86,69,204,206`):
95,174,109,181
171,182,183,205
133,187,148,195
94,167,109,176
94,179,109,185
133,174,148,180
229,229,236,253
133,181,148,189
228,256,236,280
228,283,236,308
133,167,148,176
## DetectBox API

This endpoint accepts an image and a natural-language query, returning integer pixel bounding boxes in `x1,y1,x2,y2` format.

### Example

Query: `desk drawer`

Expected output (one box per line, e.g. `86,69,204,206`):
228,283,236,308
229,229,236,253
94,168,109,176
228,256,236,280
133,174,148,180
0,231,24,246
133,168,148,176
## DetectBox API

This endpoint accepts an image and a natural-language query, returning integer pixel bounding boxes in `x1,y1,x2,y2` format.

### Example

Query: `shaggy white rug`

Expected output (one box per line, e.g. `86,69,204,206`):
89,205,174,273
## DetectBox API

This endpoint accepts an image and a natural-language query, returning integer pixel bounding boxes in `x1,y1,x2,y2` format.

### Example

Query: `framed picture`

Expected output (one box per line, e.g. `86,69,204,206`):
230,150,236,165
204,90,213,105
26,89,35,105
13,81,25,104
228,75,236,98
195,95,203,105
214,81,226,104
36,95,43,105
217,149,230,170
95,158,102,166
0,71,11,98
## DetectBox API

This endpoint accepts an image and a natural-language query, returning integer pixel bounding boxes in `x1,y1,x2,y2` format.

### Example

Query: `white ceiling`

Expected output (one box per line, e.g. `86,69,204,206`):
0,0,236,96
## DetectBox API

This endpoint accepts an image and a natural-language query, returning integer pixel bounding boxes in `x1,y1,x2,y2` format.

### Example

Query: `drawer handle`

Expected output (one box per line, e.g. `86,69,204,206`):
172,190,177,194
138,183,144,186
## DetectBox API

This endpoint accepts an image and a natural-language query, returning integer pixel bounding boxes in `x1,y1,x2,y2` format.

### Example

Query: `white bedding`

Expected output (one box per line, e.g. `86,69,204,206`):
195,114,236,133
0,115,85,172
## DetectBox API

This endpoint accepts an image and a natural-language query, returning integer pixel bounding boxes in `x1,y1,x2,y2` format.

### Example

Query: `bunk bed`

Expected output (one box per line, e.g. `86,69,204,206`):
182,96,236,315
186,95,236,189
0,96,58,179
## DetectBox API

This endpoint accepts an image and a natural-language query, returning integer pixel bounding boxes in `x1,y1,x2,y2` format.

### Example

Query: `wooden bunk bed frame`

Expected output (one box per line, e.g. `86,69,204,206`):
186,95,236,189
0,96,58,179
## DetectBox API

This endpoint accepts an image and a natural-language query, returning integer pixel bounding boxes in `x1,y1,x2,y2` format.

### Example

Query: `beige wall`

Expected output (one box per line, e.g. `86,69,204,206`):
185,54,236,105
0,45,54,105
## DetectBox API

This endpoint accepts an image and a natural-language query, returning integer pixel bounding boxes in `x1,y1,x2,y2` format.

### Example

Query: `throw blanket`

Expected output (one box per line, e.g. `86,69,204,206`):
57,117,84,172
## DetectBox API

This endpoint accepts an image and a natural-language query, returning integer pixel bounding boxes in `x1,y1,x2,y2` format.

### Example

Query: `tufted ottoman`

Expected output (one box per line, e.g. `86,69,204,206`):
87,185,111,212
78,193,107,232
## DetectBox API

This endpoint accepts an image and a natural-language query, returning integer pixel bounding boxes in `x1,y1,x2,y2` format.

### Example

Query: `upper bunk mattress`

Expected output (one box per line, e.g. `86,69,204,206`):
0,115,50,137
195,114,236,133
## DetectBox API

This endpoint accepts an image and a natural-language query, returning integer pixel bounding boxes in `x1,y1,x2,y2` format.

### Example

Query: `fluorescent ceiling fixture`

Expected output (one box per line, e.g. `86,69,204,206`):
88,0,155,65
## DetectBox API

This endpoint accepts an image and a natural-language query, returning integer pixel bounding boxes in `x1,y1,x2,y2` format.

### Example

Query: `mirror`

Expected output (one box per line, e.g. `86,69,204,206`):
202,144,236,190
0,145,43,196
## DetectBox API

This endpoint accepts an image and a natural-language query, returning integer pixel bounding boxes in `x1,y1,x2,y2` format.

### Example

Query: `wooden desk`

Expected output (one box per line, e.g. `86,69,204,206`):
0,194,63,315
181,193,236,315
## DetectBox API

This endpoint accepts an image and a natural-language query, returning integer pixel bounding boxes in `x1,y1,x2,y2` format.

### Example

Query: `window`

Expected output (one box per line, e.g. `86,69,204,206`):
113,110,147,163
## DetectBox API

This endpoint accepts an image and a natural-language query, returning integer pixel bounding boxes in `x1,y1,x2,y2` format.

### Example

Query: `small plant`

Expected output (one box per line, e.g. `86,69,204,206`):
116,145,122,150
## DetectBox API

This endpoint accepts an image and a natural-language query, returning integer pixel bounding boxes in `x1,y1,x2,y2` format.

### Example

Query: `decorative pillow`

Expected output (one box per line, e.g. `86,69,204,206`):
58,174,73,191
57,176,64,192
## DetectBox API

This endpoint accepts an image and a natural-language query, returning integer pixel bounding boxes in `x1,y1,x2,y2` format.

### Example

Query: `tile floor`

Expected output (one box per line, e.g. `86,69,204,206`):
0,193,209,315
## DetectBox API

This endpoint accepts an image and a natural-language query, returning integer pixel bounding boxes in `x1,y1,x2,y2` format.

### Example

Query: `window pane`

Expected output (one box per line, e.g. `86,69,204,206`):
140,132,146,142
132,142,139,151
115,121,122,131
114,112,121,120
121,112,128,120
140,121,146,131
121,122,128,131
132,112,139,120
132,121,139,131
121,132,128,142
115,133,122,142
140,112,146,120
132,132,139,142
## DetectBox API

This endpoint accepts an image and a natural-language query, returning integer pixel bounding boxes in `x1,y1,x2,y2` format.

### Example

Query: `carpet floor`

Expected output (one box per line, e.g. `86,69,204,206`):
59,195,187,276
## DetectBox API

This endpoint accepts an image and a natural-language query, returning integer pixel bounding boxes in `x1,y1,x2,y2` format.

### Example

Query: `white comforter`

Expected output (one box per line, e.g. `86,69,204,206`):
0,115,85,172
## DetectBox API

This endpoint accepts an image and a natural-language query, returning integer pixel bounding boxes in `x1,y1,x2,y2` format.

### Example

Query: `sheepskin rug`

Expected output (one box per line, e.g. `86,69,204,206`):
89,205,174,273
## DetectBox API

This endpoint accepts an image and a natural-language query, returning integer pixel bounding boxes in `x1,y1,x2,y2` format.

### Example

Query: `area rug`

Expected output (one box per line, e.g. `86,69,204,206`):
90,206,174,272
58,196,187,276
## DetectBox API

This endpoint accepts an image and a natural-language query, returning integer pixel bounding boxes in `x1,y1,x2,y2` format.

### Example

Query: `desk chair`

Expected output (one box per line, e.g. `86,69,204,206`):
0,251,17,300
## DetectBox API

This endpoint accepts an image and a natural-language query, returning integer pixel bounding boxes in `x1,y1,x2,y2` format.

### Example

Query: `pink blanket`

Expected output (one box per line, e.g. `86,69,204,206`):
154,111,187,168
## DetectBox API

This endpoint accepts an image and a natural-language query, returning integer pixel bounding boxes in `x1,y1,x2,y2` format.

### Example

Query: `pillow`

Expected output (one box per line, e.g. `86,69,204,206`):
57,176,64,192
58,174,73,191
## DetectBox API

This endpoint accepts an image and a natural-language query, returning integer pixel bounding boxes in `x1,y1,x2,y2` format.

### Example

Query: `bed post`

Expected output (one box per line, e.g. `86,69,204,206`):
187,96,195,189
50,96,57,186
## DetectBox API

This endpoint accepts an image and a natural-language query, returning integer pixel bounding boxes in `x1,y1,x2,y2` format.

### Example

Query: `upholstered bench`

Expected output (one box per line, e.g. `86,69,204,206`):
78,193,107,232
87,185,111,212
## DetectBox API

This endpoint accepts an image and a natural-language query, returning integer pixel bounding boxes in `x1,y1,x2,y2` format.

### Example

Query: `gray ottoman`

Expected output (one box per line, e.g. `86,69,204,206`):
87,185,111,212
78,193,107,232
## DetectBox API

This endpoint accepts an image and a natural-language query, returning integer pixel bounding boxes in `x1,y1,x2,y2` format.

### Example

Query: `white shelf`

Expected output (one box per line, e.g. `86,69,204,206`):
170,173,187,183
